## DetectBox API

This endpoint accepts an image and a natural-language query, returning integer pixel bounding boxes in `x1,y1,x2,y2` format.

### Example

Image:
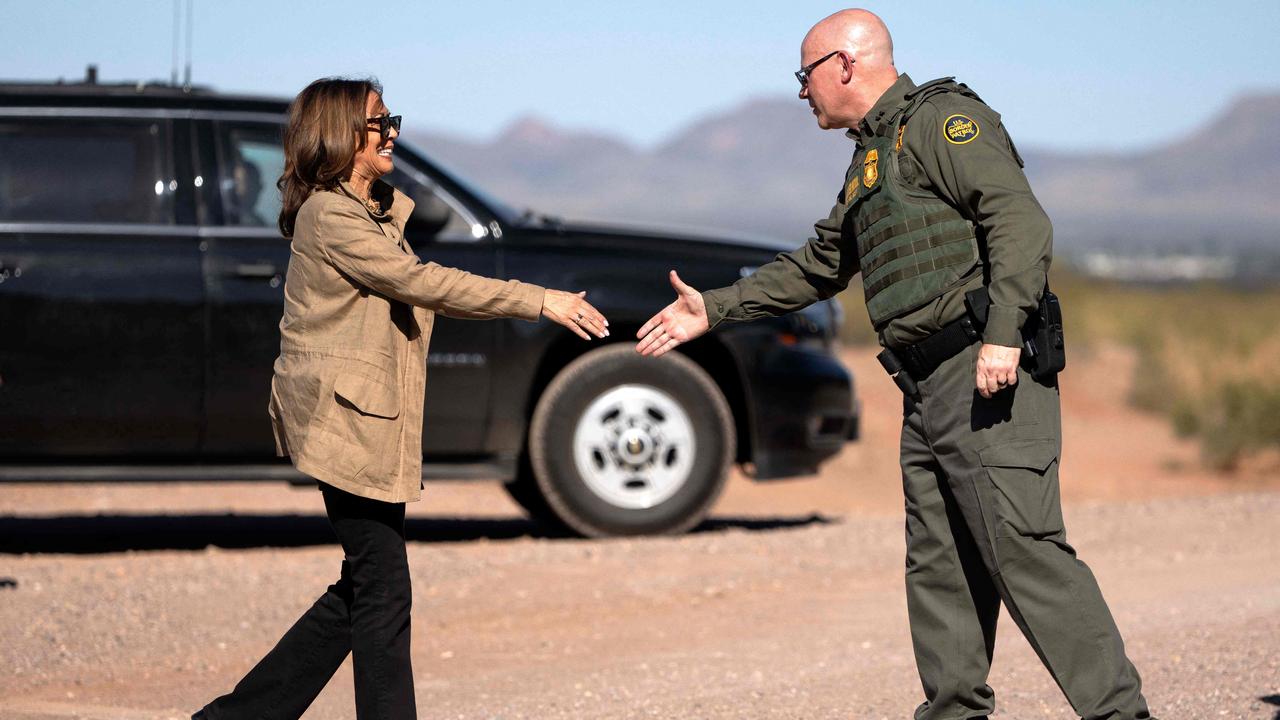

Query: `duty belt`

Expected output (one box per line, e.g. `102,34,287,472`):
895,312,983,381
876,285,991,402
877,284,1063,399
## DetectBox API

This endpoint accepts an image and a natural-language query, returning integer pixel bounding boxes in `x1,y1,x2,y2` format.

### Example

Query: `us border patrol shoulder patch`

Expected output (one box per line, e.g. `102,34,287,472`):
943,114,980,145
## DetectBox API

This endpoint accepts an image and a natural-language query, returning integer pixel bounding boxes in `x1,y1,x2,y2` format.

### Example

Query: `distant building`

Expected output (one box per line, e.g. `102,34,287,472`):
1079,253,1237,282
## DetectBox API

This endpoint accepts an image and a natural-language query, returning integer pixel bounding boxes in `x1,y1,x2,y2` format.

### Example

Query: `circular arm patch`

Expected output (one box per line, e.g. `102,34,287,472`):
943,114,980,145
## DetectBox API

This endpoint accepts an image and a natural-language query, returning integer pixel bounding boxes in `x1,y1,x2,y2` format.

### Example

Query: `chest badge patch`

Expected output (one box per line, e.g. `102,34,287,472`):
862,148,880,188
944,114,980,145
845,176,859,203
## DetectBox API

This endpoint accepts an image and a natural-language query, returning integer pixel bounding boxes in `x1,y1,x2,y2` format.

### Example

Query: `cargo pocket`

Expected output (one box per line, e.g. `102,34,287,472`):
977,438,1064,539
334,372,400,419
314,372,401,490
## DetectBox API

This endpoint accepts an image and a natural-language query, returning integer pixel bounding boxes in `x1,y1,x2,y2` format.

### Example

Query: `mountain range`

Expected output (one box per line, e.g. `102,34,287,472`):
405,92,1280,256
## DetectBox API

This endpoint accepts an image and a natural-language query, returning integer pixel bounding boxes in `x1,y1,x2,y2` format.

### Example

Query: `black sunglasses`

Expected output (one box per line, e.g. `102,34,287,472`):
366,114,402,138
795,50,851,87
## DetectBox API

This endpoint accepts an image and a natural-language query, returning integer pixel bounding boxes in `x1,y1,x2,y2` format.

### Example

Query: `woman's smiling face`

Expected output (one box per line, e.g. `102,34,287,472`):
351,91,397,183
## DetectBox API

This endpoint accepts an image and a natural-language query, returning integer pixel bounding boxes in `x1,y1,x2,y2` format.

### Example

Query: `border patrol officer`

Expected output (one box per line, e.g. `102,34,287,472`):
636,9,1155,720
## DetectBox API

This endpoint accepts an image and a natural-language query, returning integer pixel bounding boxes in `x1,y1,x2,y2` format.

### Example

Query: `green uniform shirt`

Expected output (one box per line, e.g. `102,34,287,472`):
702,74,1053,348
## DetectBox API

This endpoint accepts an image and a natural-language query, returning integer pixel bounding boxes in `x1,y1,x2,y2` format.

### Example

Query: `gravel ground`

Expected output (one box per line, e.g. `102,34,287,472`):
1,489,1278,720
2,346,1277,719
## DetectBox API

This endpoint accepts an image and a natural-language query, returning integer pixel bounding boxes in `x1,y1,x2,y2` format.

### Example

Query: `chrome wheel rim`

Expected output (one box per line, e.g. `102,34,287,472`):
571,384,696,510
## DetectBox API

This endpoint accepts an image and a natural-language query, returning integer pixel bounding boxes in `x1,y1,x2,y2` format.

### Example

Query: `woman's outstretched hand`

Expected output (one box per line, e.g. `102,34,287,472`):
635,270,709,357
542,289,609,340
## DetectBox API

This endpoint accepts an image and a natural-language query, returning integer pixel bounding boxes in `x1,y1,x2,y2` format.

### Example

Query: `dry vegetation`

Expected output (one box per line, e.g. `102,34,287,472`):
836,267,1280,471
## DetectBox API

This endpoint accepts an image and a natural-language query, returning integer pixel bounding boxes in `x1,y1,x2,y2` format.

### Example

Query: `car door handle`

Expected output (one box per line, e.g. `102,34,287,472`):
233,262,280,279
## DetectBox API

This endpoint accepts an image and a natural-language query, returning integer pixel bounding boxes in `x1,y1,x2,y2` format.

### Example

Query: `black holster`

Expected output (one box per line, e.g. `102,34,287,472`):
1024,290,1066,379
964,284,1066,380
877,347,920,402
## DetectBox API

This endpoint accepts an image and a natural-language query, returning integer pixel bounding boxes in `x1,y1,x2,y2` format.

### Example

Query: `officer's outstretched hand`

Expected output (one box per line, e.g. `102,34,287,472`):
976,343,1021,399
635,270,709,357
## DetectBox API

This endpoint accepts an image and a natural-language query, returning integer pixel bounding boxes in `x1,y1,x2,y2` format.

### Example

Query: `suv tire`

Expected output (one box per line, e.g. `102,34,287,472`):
501,453,564,532
528,344,734,537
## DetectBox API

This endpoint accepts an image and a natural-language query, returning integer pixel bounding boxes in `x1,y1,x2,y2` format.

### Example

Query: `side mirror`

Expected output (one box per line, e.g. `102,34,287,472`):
405,188,453,240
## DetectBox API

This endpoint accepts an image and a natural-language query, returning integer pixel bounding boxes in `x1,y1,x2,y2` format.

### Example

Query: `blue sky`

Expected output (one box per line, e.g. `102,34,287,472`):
3,1,1278,152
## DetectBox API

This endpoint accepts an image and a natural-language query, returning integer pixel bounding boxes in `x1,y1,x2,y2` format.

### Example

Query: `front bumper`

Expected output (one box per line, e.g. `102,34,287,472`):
728,332,859,480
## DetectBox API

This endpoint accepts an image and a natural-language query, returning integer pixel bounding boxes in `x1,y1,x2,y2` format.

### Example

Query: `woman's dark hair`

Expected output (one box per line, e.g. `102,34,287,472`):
277,77,383,237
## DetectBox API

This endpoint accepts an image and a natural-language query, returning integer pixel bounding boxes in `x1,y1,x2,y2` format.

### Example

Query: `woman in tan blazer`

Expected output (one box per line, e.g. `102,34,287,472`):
195,78,607,720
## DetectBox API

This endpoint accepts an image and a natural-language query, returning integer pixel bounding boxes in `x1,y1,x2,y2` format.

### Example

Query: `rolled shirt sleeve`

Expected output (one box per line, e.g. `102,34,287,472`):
317,202,544,321
702,196,858,330
906,97,1053,346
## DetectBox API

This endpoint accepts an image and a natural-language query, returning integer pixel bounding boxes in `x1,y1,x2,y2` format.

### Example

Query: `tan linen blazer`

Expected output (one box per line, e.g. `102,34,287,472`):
268,179,545,503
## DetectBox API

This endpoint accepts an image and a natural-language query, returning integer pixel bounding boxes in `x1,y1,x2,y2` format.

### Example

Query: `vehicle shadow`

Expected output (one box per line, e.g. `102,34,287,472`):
1260,693,1280,720
0,513,836,554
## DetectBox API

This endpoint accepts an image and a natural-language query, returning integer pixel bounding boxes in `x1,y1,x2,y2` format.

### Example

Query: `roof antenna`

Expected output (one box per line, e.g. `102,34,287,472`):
171,0,180,86
182,0,194,90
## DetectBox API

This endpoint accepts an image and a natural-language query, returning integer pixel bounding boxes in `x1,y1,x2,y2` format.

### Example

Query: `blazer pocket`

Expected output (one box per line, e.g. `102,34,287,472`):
334,372,401,419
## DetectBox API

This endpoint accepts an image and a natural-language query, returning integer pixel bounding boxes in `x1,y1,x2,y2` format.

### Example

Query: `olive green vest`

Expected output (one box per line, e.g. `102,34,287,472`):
845,78,983,328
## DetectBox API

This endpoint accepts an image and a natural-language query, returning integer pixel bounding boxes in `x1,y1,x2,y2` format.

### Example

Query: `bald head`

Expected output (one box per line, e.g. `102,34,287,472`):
805,9,895,69
799,9,901,130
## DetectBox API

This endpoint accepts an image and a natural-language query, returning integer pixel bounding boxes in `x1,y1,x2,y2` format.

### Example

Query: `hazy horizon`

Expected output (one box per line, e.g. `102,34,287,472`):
3,1,1279,154
407,86,1280,155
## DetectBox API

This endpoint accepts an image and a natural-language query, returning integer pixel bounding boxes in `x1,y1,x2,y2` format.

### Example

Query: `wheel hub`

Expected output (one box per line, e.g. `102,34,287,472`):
616,428,654,466
571,384,696,510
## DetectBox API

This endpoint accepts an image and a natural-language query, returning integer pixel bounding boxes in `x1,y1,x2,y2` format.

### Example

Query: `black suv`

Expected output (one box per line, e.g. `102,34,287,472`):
0,77,859,536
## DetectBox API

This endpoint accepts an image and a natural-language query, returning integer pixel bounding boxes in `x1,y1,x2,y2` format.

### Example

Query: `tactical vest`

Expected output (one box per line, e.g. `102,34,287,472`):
844,78,984,328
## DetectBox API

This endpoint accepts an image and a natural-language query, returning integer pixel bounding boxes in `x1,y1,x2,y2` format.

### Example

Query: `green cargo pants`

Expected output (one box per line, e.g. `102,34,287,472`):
900,341,1152,720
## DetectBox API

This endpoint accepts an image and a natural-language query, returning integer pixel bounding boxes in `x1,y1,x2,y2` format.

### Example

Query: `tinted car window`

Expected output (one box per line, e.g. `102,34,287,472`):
217,124,285,227
0,117,172,224
213,121,475,239
384,161,476,240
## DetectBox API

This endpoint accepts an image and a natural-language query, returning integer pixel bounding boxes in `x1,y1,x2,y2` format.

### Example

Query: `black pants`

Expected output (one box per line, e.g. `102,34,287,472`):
197,482,416,719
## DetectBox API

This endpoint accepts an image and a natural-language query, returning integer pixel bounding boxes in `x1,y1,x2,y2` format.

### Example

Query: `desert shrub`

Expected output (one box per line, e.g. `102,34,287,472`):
1051,267,1280,472
1170,398,1201,439
1127,332,1173,415
1197,380,1280,470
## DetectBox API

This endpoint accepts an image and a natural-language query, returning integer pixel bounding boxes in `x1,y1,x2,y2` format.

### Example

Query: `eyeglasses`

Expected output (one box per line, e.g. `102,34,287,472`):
795,50,850,87
366,114,402,139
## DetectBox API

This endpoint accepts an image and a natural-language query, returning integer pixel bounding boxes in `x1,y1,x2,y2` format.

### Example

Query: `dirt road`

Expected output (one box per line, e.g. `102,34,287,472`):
2,347,1278,719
